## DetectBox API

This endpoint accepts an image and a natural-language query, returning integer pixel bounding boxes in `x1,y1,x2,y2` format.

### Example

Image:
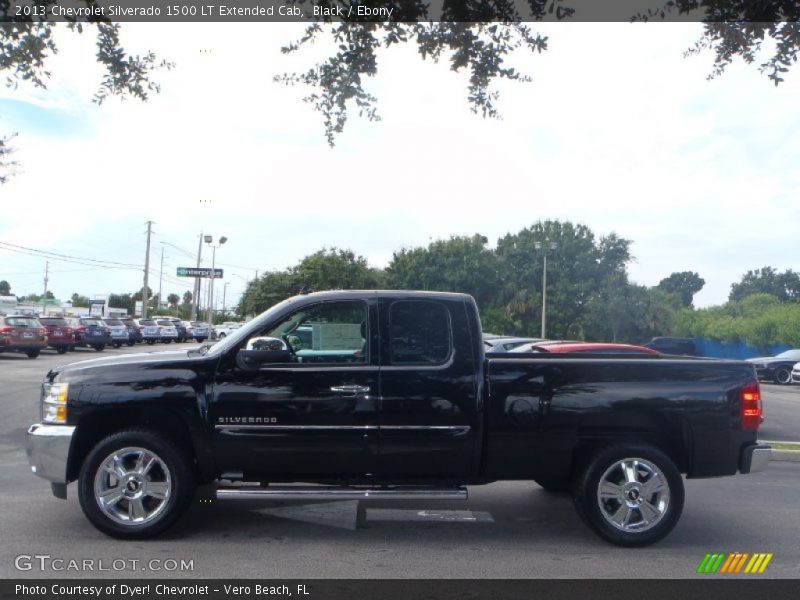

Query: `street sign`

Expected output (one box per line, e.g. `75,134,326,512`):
177,267,223,278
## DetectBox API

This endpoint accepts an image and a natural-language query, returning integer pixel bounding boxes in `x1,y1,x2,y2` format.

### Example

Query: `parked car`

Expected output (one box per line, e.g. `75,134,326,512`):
119,318,143,345
0,315,47,358
150,317,190,342
643,337,697,356
38,317,76,354
27,290,768,546
138,319,161,345
483,335,543,353
747,349,800,385
155,319,179,343
792,362,800,385
187,321,209,343
101,318,131,349
67,317,112,351
214,321,242,339
510,341,661,355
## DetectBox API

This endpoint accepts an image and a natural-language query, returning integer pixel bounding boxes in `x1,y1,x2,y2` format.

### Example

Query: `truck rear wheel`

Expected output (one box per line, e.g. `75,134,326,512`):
572,444,684,547
78,429,195,539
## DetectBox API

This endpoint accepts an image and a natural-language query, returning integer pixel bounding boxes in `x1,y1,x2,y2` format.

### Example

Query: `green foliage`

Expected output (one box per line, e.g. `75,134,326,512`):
70,293,89,307
386,235,499,308
237,248,381,316
658,271,705,307
167,293,180,308
494,221,632,338
0,280,10,295
672,293,800,349
729,267,800,302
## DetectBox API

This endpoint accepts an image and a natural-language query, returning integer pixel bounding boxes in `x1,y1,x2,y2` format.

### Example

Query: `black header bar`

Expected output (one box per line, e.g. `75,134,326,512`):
2,0,799,23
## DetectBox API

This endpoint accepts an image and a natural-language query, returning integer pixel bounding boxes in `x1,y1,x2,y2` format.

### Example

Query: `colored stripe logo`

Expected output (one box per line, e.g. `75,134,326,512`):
696,553,773,574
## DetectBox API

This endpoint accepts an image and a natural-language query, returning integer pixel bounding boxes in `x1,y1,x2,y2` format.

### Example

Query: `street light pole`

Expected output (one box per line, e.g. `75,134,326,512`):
535,241,558,339
222,282,229,317
205,235,227,333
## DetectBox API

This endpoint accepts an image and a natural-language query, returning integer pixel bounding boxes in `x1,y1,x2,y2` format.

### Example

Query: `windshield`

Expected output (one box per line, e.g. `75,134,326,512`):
39,318,67,326
776,350,800,360
6,317,41,327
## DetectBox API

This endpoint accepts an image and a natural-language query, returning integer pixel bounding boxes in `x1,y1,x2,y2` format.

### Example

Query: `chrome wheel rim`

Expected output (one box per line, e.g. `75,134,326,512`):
776,370,790,384
94,447,172,526
596,458,670,533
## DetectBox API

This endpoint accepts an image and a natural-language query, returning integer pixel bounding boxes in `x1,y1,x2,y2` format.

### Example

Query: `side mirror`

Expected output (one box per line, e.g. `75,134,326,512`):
238,337,291,367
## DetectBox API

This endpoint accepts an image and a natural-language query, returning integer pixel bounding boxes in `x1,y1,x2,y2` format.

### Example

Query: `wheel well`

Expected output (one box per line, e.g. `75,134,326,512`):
68,408,197,481
571,432,690,480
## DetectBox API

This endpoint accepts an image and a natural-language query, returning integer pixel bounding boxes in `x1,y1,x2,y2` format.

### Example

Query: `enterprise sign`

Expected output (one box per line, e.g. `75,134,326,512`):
176,267,223,278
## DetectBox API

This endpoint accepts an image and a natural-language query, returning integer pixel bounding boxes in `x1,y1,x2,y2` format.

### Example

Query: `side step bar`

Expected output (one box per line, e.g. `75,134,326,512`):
216,486,468,501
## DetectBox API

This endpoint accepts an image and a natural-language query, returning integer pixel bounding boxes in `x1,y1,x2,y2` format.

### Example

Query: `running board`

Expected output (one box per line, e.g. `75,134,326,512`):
216,486,468,501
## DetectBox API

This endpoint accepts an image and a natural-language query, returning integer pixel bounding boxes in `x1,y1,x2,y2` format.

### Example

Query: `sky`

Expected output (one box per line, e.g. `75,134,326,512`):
1,22,798,310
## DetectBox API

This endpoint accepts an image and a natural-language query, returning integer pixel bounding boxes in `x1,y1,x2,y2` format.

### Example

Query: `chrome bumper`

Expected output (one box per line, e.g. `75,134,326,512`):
740,443,771,474
26,424,75,485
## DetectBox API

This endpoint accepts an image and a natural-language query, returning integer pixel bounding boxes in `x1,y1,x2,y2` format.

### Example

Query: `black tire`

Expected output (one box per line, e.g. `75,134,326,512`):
26,350,40,359
93,344,105,352
113,343,122,349
56,347,68,355
572,443,684,547
127,341,135,347
196,338,205,343
219,333,226,339
78,429,196,539
534,478,571,494
774,368,791,385
164,339,172,344
147,340,155,345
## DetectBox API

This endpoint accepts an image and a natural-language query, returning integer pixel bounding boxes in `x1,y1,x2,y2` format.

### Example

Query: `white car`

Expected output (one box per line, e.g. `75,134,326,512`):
792,362,800,384
214,321,242,339
155,319,179,343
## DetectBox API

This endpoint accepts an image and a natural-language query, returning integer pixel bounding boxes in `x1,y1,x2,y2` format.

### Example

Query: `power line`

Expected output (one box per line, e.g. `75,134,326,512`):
0,240,140,267
0,244,140,271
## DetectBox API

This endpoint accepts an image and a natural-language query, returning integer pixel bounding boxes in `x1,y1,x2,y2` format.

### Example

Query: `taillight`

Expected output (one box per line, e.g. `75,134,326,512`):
0,326,13,334
741,381,762,430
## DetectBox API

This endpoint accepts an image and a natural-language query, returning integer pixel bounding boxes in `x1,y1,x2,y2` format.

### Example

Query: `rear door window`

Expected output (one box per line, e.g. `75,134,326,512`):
389,301,452,365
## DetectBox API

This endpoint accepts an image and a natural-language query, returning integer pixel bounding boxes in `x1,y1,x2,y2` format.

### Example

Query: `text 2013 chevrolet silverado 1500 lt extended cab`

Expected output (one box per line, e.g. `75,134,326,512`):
27,291,770,546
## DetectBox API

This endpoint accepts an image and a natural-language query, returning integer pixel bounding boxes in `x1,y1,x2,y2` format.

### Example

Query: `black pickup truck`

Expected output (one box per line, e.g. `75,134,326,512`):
27,291,770,546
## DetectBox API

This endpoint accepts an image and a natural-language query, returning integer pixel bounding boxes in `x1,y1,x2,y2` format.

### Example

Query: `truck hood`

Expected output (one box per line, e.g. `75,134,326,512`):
47,349,212,384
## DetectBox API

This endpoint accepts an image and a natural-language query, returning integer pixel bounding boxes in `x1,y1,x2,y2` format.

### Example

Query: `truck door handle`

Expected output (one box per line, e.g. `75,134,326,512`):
330,385,371,395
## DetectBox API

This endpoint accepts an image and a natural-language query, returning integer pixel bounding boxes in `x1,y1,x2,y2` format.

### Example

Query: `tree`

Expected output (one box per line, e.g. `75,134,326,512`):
70,293,89,307
182,291,193,304
2,3,797,161
729,267,800,302
0,280,11,295
167,293,180,308
658,271,705,307
1,8,172,182
494,220,632,338
276,2,800,145
293,248,383,291
386,235,500,308
108,293,134,313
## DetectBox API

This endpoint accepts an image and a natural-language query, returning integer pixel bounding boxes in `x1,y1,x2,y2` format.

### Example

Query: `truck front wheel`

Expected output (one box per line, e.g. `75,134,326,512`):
572,444,684,547
78,429,195,539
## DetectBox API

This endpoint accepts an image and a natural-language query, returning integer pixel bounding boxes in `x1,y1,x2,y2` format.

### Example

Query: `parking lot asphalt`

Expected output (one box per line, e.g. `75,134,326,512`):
1,345,798,579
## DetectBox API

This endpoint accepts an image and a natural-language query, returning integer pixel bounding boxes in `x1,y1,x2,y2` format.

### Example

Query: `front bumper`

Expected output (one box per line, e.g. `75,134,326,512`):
740,443,771,474
26,423,75,485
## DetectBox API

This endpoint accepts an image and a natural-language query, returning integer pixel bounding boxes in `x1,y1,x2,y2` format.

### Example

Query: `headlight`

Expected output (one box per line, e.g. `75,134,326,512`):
42,383,69,424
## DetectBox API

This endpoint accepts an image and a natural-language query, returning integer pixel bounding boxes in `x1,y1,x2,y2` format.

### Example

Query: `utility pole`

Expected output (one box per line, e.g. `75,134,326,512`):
142,221,153,318
42,261,49,316
158,244,165,312
222,282,229,318
192,232,203,320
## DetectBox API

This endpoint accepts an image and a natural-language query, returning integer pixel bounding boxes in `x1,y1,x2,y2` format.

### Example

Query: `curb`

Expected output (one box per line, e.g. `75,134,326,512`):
770,449,800,463
759,441,800,463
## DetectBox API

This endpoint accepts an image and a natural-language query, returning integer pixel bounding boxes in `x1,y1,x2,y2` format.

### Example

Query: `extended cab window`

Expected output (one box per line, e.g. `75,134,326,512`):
389,300,451,364
263,301,368,365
